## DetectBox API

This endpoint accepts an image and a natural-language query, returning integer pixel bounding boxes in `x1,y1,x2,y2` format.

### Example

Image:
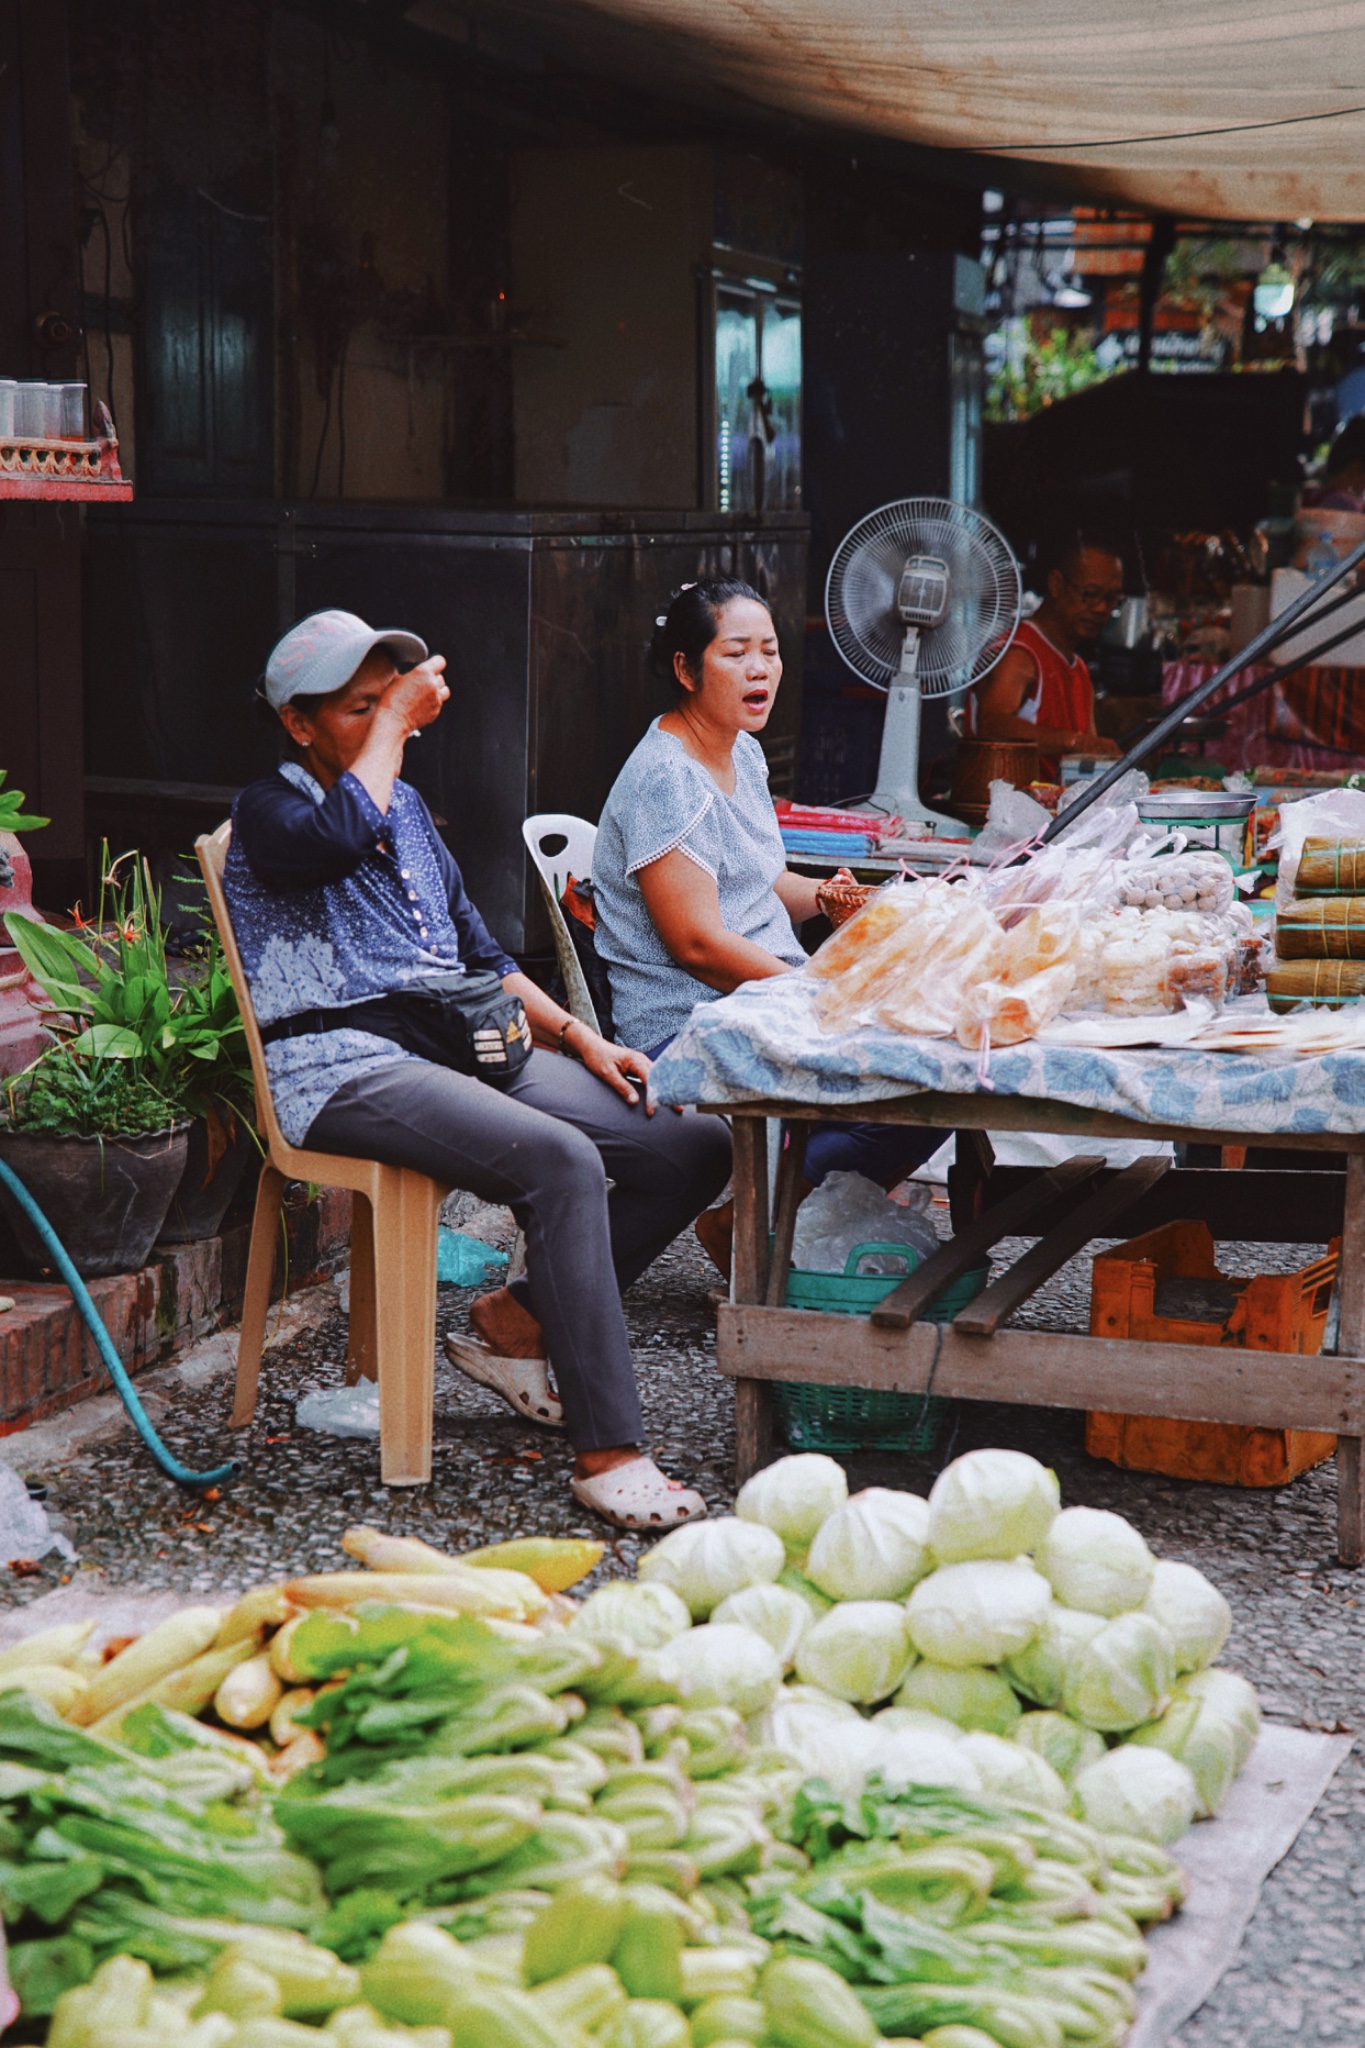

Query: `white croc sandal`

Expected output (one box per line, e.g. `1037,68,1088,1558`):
571,1455,708,1531
443,1336,565,1430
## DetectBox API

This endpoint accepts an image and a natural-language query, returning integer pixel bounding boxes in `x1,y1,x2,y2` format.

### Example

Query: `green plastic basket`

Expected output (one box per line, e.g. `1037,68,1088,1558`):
774,1240,988,1455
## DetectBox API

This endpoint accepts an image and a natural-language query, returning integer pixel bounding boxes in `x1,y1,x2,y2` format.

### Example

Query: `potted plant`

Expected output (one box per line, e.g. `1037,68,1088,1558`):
156,919,259,1244
0,853,192,1276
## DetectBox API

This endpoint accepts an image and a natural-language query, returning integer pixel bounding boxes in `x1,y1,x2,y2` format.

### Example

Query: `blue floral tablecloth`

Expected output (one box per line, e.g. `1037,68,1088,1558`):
648,975,1365,1138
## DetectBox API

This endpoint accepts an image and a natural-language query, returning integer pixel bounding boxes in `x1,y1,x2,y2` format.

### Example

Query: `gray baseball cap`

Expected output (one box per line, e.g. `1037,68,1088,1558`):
263,609,429,711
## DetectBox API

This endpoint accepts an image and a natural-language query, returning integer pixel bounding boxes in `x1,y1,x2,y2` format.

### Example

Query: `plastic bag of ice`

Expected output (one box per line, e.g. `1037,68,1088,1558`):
0,1462,74,1563
296,1382,381,1438
791,1171,938,1275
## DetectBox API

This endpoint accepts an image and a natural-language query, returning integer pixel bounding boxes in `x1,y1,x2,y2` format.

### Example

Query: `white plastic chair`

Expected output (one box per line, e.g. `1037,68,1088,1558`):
522,813,600,1033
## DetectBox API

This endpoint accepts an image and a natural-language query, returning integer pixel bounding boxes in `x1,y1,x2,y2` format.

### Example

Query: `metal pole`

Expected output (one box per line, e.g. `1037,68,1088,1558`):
1042,536,1365,842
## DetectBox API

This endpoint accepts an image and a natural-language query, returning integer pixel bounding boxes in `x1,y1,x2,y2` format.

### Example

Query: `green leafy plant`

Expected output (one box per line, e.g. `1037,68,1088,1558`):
986,322,1113,422
0,770,48,838
3,848,255,1149
3,1045,181,1139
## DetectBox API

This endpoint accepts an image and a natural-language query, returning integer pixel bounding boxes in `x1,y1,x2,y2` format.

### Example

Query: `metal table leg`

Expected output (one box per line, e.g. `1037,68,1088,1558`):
1338,1153,1365,1567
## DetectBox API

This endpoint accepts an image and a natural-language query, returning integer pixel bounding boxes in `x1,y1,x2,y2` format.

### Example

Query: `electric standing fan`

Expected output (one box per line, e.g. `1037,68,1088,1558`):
825,497,1022,833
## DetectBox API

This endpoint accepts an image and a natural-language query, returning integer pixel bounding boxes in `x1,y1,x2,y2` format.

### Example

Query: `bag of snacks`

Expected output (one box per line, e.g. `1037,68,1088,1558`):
1266,960,1365,1012
1116,851,1233,917
1274,898,1365,960
1293,838,1365,897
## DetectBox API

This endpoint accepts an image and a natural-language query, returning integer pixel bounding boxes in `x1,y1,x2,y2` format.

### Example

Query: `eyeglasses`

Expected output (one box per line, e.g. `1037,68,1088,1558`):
1062,577,1124,613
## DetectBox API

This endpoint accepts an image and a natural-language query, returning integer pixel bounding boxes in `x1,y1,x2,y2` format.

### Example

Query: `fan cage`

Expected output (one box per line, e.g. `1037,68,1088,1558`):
825,497,1022,696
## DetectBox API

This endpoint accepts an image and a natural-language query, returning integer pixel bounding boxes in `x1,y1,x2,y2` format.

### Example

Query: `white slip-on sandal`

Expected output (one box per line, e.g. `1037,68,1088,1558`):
443,1336,565,1429
570,1455,707,1531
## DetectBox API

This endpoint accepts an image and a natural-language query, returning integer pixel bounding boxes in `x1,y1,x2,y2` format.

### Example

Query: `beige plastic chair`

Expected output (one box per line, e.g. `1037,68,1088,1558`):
522,812,599,1032
197,824,451,1486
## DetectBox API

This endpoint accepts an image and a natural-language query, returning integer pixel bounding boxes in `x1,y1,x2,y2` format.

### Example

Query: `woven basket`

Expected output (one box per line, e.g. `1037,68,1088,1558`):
774,1242,988,1455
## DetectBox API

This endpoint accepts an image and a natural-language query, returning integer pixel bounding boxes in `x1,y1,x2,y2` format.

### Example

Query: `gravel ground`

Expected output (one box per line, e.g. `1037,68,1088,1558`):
0,1212,1359,2045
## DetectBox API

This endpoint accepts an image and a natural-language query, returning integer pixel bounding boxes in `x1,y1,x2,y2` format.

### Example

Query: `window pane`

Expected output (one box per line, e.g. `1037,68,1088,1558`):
762,297,802,510
715,286,759,512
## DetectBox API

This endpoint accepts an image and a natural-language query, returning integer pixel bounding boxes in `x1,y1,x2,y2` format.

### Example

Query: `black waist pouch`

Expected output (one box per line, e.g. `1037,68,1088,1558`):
262,970,533,1089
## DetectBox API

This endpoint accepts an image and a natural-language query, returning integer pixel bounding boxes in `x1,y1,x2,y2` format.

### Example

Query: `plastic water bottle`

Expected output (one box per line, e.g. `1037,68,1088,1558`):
1306,534,1340,581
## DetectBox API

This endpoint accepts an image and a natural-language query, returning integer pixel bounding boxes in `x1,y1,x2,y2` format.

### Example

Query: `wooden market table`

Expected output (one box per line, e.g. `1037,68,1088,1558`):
714,1091,1365,1566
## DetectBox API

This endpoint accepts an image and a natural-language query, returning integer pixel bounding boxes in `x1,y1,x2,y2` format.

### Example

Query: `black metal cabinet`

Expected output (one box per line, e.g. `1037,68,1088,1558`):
83,502,808,952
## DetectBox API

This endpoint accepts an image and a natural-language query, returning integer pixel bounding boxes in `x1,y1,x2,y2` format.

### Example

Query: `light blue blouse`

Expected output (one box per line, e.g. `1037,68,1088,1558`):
593,720,805,1050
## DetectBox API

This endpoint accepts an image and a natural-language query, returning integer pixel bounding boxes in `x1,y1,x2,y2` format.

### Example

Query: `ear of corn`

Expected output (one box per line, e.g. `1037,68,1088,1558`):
283,1570,546,1622
216,1587,297,1647
89,1636,258,1739
215,1653,284,1731
0,1620,94,1676
459,1538,605,1593
69,1606,224,1725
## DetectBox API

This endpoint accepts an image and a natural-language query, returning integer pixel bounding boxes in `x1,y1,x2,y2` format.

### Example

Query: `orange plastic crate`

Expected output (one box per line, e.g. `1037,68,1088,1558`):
1086,1220,1339,1487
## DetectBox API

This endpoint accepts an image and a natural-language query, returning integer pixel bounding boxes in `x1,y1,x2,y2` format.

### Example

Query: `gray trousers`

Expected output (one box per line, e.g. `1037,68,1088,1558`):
306,1052,732,1450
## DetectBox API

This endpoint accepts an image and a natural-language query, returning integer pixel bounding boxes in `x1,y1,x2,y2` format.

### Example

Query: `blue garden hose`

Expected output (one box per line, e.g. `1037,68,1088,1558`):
0,1158,238,1491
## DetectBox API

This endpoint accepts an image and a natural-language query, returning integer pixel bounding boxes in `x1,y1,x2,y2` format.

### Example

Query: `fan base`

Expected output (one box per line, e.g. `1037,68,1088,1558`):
861,791,968,838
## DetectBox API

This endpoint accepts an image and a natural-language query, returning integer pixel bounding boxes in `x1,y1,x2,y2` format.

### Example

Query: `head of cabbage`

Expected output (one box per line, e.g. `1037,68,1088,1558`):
1003,1603,1106,1708
905,1559,1052,1669
569,1579,692,1650
710,1583,813,1670
1062,1611,1176,1733
755,1688,861,1789
1036,1506,1155,1616
1126,1691,1242,1816
1073,1744,1198,1845
1013,1709,1107,1785
956,1731,1069,1812
794,1599,915,1704
637,1515,785,1619
1178,1667,1260,1767
894,1660,1022,1737
805,1487,932,1602
735,1453,848,1559
927,1448,1060,1563
653,1622,782,1718
1141,1558,1232,1674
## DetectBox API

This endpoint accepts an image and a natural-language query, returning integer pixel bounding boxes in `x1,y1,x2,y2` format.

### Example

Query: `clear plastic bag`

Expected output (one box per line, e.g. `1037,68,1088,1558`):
791,1170,939,1274
952,902,1083,1049
873,889,1003,1037
1162,946,1229,1009
810,879,942,1028
1116,852,1233,917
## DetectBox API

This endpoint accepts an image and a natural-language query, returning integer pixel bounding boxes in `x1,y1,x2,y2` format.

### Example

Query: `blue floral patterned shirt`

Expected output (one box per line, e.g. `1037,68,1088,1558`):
225,761,518,1144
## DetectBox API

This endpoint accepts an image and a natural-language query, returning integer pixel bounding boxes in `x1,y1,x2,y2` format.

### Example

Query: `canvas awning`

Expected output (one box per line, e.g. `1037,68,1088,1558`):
457,0,1365,223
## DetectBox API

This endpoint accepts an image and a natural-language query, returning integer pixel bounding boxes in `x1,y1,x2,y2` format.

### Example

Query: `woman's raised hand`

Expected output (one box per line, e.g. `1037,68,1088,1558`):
382,655,449,737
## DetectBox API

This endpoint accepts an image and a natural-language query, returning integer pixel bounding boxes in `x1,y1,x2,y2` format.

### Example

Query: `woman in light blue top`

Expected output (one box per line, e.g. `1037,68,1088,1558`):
593,581,946,1275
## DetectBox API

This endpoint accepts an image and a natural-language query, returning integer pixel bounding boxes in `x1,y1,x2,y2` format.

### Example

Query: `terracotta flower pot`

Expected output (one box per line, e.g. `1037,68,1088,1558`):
158,1110,257,1243
0,1125,189,1278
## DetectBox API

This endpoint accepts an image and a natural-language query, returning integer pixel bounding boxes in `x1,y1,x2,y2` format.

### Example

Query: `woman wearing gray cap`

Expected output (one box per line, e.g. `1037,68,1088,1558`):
224,609,731,1530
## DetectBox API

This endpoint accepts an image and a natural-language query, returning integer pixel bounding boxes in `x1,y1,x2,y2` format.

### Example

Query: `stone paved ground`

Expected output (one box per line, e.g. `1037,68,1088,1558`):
0,1217,1359,2046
